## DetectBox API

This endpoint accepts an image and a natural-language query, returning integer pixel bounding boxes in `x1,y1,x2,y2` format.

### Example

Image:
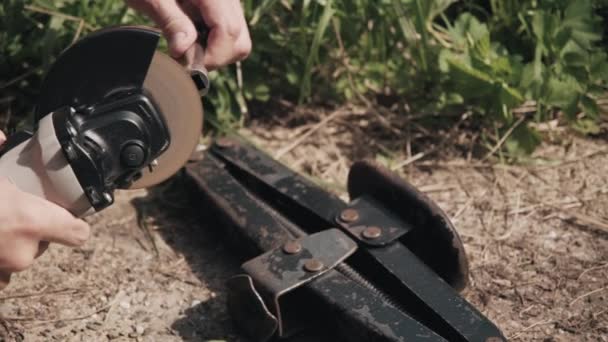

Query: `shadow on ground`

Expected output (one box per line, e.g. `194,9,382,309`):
130,173,248,342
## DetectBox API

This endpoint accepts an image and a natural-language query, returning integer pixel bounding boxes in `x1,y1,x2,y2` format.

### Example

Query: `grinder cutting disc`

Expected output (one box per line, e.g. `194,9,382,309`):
129,51,203,189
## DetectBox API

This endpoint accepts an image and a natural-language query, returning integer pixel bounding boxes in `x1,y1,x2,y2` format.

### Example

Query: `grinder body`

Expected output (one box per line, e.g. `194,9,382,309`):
0,26,206,218
0,114,94,217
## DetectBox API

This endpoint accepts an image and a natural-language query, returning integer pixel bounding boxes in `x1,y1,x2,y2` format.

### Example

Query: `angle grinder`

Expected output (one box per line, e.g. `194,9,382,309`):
0,26,207,217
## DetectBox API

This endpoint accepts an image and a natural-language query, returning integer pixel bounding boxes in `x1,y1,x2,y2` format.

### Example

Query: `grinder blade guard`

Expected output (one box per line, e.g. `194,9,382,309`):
183,137,507,342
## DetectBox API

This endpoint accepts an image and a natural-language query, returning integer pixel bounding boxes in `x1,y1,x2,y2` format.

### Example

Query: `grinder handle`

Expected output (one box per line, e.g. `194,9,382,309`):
0,114,93,218
180,44,210,96
180,43,211,96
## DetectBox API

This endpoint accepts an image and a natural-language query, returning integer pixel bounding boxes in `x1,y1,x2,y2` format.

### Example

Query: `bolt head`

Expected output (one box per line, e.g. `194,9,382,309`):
121,143,146,168
67,124,78,138
282,241,302,255
103,192,113,204
339,208,359,223
303,259,324,273
362,226,382,240
86,188,101,205
63,143,78,160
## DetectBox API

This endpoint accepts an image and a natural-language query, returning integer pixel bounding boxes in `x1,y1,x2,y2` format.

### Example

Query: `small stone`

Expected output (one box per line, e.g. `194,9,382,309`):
135,325,145,335
54,321,67,329
190,300,201,307
107,332,119,340
128,332,138,338
120,300,131,309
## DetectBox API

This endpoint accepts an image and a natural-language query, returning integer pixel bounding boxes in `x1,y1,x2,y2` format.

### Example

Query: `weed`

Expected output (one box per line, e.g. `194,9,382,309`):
1,0,607,158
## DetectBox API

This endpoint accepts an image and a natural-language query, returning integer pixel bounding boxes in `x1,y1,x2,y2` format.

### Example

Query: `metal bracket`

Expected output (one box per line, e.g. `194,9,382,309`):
226,228,358,341
336,195,411,246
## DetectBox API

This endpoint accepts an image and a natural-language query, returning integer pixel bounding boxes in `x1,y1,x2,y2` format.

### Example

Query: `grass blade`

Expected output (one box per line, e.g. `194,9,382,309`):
249,0,280,26
298,0,335,104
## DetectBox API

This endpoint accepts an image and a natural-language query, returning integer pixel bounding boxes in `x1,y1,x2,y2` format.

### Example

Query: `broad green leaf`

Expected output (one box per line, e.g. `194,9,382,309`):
498,82,525,109
505,124,541,158
446,58,495,97
589,53,608,82
561,46,588,67
553,26,572,51
449,13,489,49
564,1,592,20
580,95,600,119
543,76,581,112
572,118,601,135
560,65,588,87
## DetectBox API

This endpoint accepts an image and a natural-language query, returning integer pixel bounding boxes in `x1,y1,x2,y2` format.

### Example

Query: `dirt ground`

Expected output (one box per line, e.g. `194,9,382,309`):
1,105,607,341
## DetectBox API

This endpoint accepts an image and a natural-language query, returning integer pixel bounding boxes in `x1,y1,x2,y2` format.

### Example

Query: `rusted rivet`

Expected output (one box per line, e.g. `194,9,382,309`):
485,337,505,342
339,208,359,223
362,226,382,240
282,241,302,255
304,259,324,272
216,137,234,148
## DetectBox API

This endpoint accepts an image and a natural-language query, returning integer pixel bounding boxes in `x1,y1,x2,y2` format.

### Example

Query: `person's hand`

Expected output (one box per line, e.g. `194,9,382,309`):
0,132,90,290
126,0,252,70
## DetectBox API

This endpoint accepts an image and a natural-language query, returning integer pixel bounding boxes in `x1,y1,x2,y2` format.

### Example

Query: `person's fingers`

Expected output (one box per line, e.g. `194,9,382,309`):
0,271,11,290
178,0,199,20
126,0,198,57
0,236,40,272
0,130,6,145
181,43,207,72
15,191,90,248
27,201,90,247
195,0,252,69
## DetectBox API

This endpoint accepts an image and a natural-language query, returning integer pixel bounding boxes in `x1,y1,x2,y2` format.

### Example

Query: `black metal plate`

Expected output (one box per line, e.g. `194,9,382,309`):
347,160,469,291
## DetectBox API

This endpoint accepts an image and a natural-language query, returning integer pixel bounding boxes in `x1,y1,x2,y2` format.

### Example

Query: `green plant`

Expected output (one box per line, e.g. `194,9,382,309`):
1,0,607,159
437,1,608,156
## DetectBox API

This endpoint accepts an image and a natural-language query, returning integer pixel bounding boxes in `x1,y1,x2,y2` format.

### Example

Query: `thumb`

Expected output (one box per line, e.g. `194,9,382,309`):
127,0,198,58
19,193,91,247
0,130,5,145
